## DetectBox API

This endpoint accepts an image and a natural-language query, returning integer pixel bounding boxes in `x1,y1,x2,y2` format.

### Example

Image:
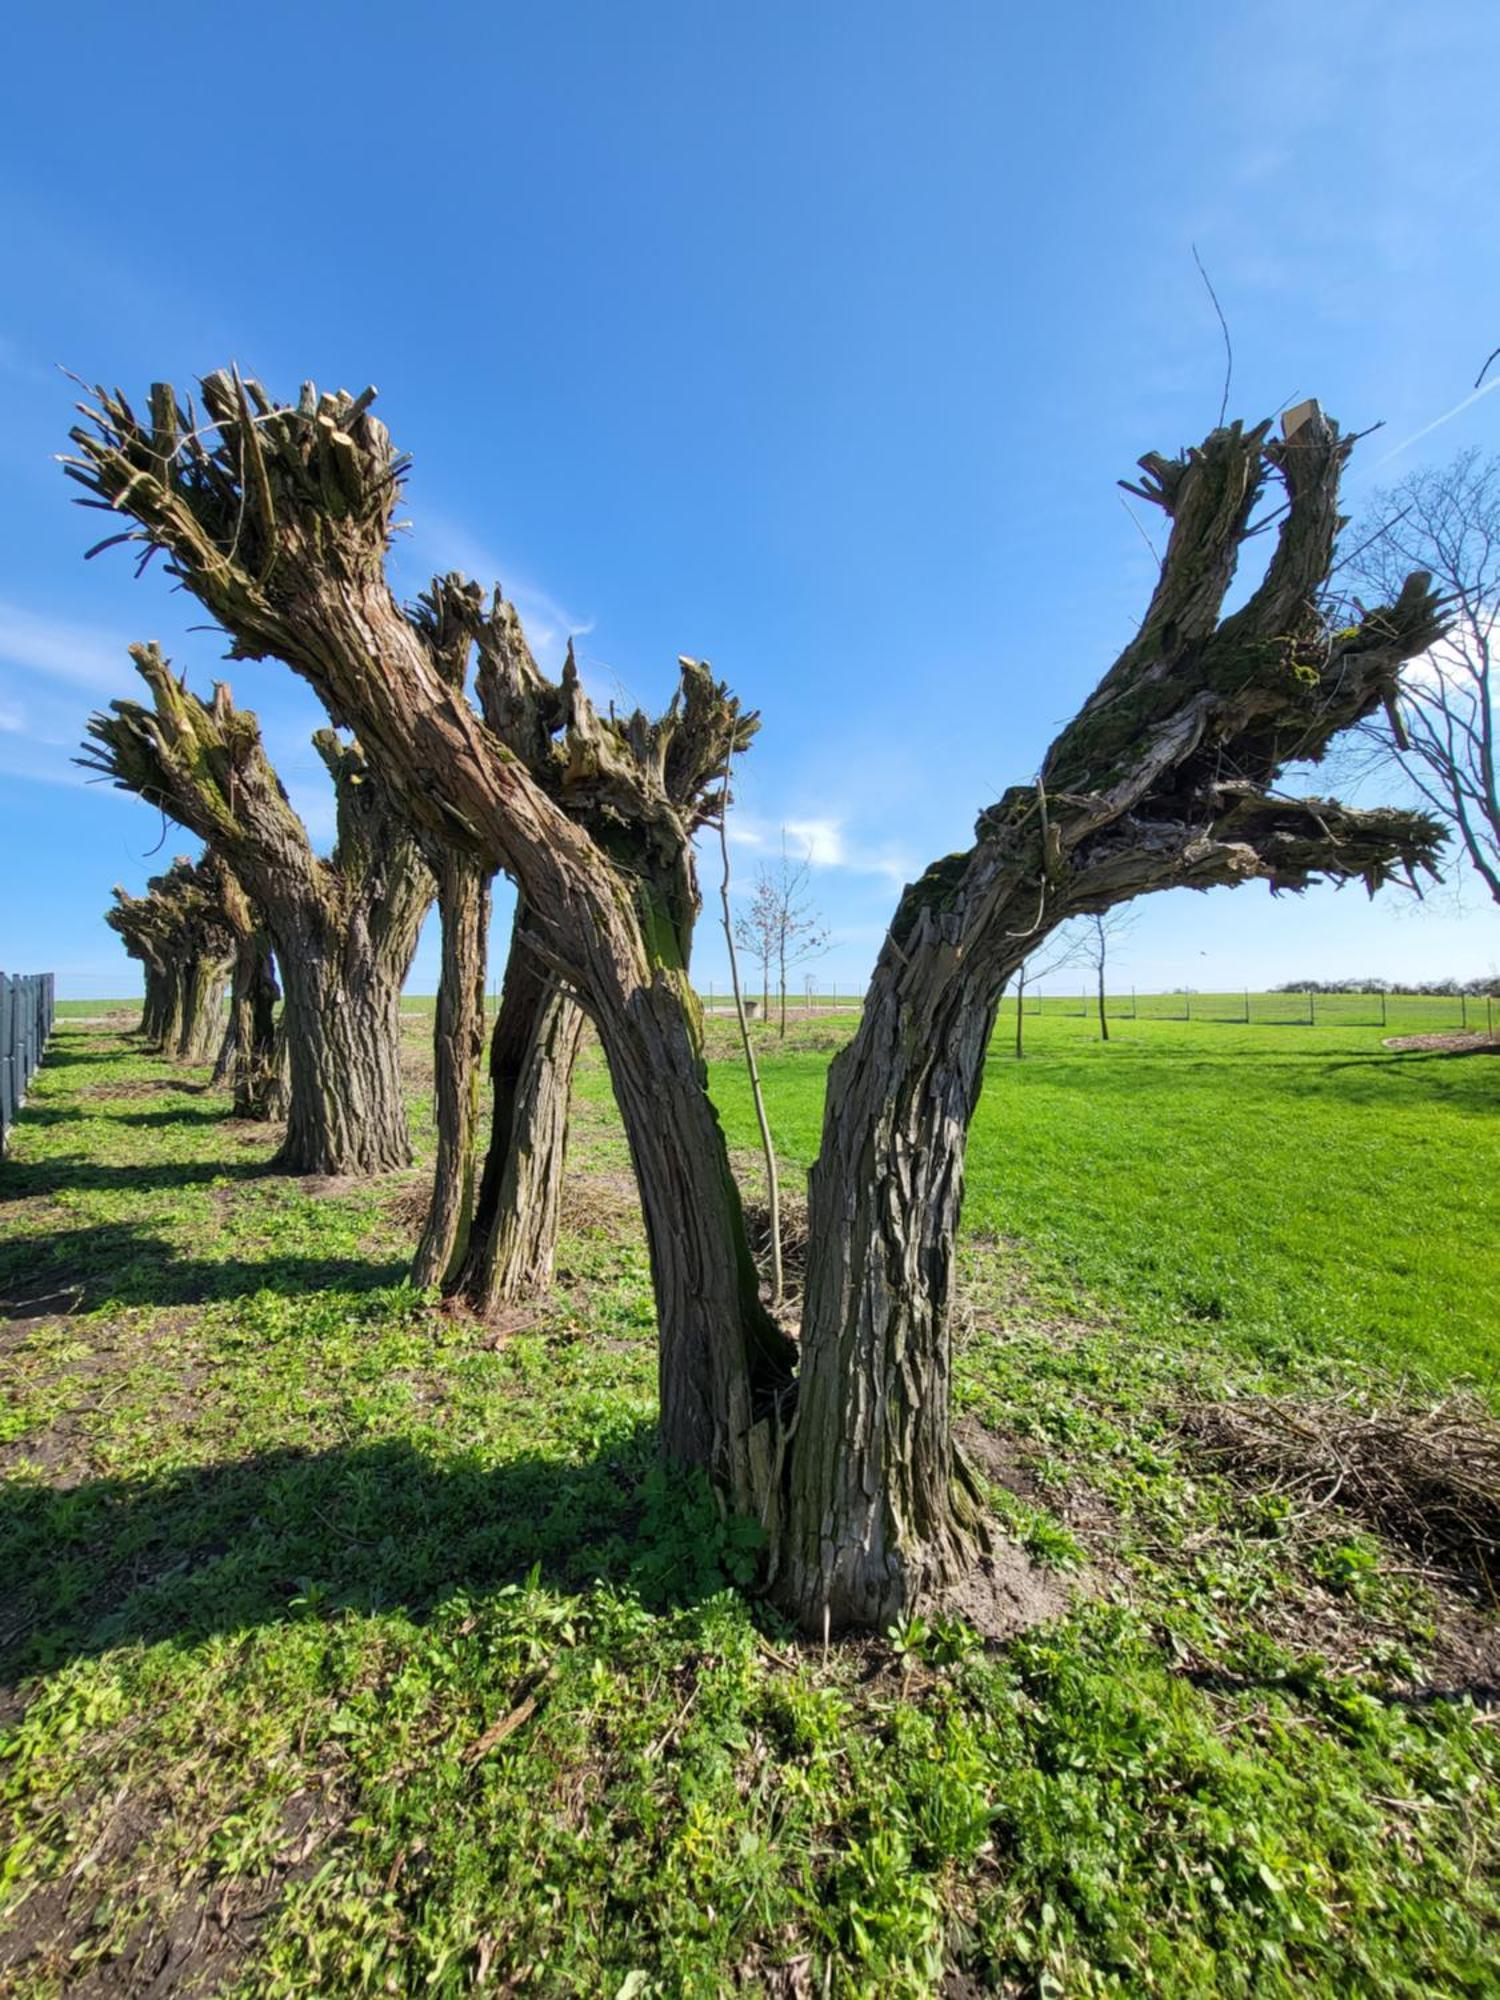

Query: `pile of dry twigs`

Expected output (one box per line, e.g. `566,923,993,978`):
1185,1390,1500,1598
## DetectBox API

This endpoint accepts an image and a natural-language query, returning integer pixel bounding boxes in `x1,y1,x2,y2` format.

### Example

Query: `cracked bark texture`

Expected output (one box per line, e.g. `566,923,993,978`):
411,851,492,1287
68,380,792,1506
776,410,1449,1630
206,853,285,1119
445,900,585,1311
81,650,432,1174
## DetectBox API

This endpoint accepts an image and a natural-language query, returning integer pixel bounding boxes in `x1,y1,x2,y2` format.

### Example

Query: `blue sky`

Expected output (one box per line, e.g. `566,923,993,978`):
3,0,1498,997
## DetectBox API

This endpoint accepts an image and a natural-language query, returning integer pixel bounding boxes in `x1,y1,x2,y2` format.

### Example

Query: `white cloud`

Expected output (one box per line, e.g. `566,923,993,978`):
0,699,23,732
0,599,130,694
724,812,914,886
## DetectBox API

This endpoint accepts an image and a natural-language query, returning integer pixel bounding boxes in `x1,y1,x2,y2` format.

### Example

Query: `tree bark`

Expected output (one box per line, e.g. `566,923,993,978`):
275,928,410,1174
414,854,492,1287
139,963,172,1046
776,948,1002,1630
176,954,230,1064
446,902,584,1310
216,929,284,1117
592,982,791,1506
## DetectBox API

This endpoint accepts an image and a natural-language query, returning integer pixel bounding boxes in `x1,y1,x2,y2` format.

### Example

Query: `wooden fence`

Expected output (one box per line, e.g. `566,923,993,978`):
1,972,56,1156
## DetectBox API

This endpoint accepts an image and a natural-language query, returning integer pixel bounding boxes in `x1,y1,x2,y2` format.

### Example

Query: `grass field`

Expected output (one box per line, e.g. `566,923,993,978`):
1,1008,1497,1995
704,1013,1500,1391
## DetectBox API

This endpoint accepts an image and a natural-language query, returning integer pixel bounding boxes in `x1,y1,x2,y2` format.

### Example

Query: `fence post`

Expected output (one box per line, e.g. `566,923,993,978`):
0,972,56,1156
0,977,12,1152
1307,990,1315,1026
1243,988,1250,1024
1185,991,1191,1022
1131,985,1137,1019
1380,990,1387,1028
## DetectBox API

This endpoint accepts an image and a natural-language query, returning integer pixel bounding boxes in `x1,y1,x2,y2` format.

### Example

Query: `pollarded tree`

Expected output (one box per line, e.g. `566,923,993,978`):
81,649,432,1174
67,377,794,1497
71,380,1446,1629
775,407,1448,1628
104,856,234,1061
104,883,175,1045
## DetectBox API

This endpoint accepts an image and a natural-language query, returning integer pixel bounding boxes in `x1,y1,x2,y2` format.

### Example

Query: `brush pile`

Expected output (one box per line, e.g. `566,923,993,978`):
1185,1391,1500,1597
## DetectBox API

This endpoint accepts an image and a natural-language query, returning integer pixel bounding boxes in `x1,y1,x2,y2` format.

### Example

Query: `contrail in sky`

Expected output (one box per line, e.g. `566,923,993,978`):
1363,378,1500,475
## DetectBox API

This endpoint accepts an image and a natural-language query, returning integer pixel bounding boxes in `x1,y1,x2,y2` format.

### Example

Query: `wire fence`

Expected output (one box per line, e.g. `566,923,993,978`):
1,972,56,1156
1015,989,1499,1033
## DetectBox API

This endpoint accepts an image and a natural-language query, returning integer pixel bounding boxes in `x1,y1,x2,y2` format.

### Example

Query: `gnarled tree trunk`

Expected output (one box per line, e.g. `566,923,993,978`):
445,901,584,1311
176,953,230,1065
777,962,1001,1630
414,853,493,1286
215,929,284,1118
276,925,410,1173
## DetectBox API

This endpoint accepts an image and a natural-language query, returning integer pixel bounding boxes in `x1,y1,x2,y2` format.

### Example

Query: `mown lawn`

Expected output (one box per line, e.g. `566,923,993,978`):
1,1009,1497,1997
704,1012,1500,1390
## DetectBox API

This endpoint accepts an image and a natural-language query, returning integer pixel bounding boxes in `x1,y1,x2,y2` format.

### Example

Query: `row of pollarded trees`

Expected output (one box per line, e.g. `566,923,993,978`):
104,850,281,1114
70,372,1448,1630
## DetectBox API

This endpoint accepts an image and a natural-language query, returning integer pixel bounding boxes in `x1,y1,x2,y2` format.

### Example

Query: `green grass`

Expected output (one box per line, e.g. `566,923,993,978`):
704,1012,1500,1392
1,1015,1497,1995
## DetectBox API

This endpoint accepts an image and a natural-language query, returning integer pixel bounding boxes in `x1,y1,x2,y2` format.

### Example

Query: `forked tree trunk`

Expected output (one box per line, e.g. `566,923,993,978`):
276,936,410,1174
776,956,1002,1630
414,855,493,1287
445,903,583,1310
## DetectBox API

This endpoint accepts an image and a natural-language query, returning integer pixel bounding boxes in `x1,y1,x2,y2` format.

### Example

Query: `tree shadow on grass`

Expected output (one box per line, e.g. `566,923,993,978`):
35,1044,137,1070
109,1104,241,1128
0,1425,664,1682
0,1221,406,1318
0,1153,272,1203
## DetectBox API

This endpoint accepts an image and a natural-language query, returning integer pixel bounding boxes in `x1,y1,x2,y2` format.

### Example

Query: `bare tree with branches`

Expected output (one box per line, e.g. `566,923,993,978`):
1340,451,1499,906
1011,924,1087,1058
1080,908,1138,1041
734,836,829,1035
